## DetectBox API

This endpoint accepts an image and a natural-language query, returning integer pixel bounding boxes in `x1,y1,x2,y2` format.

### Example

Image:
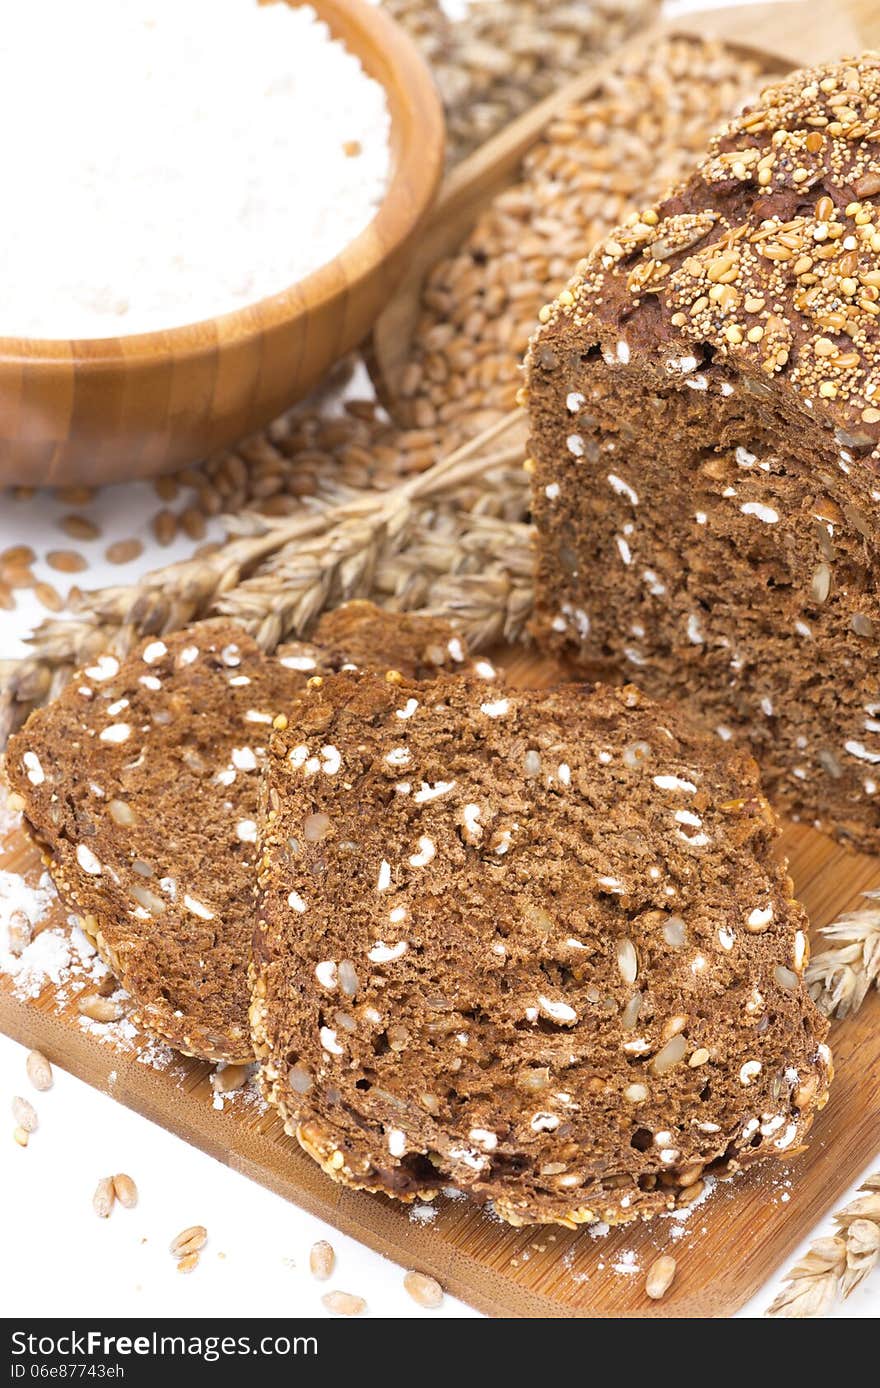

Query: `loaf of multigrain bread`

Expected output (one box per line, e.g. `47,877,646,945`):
252,670,830,1228
526,55,880,851
6,605,475,1062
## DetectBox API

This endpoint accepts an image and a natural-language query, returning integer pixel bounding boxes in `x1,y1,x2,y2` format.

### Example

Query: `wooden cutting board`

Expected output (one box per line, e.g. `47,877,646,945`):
1,0,877,1320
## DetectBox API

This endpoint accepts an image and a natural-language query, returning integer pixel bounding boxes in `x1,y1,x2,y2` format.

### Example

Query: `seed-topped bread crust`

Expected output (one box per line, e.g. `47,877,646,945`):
6,605,472,1061
252,671,830,1228
527,55,880,850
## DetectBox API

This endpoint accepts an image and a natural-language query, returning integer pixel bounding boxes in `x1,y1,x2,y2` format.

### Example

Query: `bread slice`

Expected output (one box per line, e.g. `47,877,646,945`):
252,671,831,1227
6,605,471,1061
285,600,482,681
526,55,880,851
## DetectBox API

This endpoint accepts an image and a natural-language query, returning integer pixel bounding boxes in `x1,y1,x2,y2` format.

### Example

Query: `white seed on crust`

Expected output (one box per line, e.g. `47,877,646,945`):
746,905,773,931
774,1122,799,1150
385,747,411,767
320,1027,344,1056
460,803,483,845
740,502,779,523
623,1083,648,1103
22,752,45,786
183,895,214,920
409,836,436,868
615,938,638,985
537,995,577,1025
315,961,337,990
413,780,455,803
231,747,258,771
321,745,341,775
468,1127,498,1150
76,844,102,875
368,941,408,964
653,774,697,793
530,1112,560,1132
480,698,510,717
387,1128,406,1157
85,655,120,681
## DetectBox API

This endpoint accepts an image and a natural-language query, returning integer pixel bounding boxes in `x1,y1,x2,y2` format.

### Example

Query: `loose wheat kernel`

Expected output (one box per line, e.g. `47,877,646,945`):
645,1254,677,1300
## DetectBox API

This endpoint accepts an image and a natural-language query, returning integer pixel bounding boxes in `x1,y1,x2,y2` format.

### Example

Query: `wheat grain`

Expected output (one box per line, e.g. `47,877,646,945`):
766,1174,880,1317
388,0,660,166
170,1225,207,1258
309,1241,336,1281
806,890,880,1019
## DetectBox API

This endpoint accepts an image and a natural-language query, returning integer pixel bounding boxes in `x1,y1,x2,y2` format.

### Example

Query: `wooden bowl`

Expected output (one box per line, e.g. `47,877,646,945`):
0,0,444,489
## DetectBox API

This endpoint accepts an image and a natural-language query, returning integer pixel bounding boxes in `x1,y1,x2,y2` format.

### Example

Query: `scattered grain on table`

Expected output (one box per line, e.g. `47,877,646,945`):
33,582,64,613
93,1176,115,1218
26,1050,53,1091
58,514,101,542
113,1173,138,1209
11,1095,38,1133
403,1270,444,1308
105,538,144,565
321,1290,366,1316
170,1225,208,1259
309,1240,336,1281
46,550,87,574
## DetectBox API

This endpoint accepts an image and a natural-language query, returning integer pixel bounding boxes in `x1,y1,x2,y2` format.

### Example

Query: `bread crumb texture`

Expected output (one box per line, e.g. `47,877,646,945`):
528,54,880,852
252,671,830,1229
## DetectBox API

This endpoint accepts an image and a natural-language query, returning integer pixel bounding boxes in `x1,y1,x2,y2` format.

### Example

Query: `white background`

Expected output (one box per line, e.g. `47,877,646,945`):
0,0,876,1320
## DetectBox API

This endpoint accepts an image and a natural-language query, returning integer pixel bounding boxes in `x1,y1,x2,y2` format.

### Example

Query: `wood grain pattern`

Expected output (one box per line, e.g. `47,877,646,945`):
0,0,445,489
1,650,878,1318
371,0,862,405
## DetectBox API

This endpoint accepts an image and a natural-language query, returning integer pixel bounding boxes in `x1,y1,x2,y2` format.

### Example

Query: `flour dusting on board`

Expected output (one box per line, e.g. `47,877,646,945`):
0,868,66,995
0,862,151,1054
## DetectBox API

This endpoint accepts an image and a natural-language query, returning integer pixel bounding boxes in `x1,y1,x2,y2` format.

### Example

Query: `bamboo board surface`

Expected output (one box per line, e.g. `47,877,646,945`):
1,0,877,1320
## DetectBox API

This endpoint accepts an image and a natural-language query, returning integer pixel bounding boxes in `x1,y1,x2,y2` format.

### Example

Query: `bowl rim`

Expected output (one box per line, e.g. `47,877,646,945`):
0,0,444,367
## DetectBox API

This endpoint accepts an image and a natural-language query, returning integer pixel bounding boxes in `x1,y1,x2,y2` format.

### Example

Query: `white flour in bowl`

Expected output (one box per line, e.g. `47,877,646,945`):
0,0,391,339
